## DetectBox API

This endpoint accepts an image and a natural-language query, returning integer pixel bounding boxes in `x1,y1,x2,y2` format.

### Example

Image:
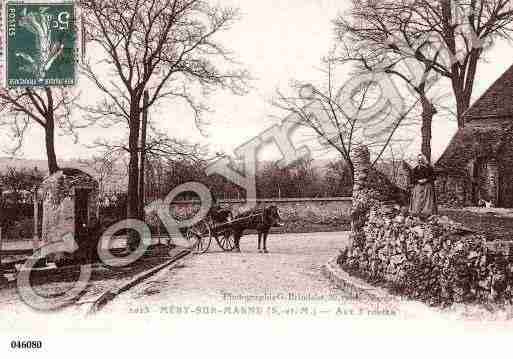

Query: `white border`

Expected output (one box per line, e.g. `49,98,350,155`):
0,0,6,88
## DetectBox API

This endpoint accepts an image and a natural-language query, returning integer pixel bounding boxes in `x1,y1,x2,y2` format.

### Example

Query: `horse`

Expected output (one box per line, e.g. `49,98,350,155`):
230,205,282,253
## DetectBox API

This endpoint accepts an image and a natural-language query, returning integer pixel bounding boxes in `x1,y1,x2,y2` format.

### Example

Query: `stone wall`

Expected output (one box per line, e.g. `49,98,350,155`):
341,206,513,306
145,198,353,232
341,145,513,306
221,198,352,222
499,147,513,208
435,175,470,208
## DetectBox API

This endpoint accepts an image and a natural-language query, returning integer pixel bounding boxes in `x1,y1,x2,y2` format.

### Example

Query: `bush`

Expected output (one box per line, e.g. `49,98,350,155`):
2,217,34,240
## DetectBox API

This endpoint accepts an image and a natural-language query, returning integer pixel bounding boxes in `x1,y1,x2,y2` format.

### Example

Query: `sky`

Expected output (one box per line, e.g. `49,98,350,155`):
2,0,513,164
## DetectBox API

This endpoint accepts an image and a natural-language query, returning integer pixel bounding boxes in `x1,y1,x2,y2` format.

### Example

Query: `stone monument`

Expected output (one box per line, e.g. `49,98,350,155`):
33,168,99,264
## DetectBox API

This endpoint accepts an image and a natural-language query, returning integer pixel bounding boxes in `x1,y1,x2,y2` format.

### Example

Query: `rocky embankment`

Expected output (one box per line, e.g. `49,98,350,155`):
340,206,513,307
340,145,513,308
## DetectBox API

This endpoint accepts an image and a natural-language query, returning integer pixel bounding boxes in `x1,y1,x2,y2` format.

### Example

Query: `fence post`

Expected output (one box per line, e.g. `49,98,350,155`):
0,227,5,284
32,191,41,252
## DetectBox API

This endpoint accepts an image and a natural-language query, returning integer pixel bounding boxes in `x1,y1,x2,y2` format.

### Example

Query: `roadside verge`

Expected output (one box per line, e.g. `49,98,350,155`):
83,248,191,315
322,255,395,302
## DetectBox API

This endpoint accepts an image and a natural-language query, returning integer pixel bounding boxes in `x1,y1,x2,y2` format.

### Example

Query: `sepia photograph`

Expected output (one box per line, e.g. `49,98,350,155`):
1,0,513,357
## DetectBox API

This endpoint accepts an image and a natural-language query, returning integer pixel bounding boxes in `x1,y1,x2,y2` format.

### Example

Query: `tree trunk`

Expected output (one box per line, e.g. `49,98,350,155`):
127,101,142,250
138,91,149,219
45,117,59,175
420,95,436,163
127,117,141,219
440,1,471,129
42,88,59,175
455,92,469,128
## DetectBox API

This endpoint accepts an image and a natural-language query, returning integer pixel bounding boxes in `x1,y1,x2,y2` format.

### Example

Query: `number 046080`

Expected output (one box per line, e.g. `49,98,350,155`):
10,340,42,350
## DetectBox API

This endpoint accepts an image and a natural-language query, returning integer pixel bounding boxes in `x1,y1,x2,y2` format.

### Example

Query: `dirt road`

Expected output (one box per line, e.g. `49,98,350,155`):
105,232,349,308
98,232,442,321
1,231,483,328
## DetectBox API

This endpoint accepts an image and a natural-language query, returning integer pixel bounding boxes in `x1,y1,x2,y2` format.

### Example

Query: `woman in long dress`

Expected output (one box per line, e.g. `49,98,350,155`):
409,154,438,217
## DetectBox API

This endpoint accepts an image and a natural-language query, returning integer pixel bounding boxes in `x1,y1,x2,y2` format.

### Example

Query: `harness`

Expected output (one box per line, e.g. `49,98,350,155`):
235,208,266,227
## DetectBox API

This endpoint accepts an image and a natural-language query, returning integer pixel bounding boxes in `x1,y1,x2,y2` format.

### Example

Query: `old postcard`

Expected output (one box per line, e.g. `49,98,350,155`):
1,0,513,357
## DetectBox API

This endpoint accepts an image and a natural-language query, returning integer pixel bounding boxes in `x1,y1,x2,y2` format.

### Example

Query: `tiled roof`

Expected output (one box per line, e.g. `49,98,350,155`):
436,63,513,173
435,123,506,175
463,64,513,121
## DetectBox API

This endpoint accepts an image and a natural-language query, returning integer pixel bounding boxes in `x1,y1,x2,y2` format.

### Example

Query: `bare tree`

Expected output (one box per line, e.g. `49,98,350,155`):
0,167,44,202
273,56,417,181
0,167,44,235
91,126,211,196
325,159,355,197
336,8,440,161
335,0,513,128
79,0,249,228
0,87,80,174
78,153,119,197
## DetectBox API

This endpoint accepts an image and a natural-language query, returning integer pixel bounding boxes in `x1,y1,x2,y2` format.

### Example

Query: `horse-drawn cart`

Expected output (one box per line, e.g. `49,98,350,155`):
185,219,234,254
184,207,275,254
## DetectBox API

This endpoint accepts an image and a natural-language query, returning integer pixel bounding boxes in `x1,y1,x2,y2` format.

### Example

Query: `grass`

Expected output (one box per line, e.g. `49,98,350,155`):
440,209,513,242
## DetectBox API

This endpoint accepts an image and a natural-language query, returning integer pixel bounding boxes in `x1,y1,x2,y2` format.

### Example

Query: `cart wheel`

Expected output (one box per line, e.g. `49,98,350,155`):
215,230,235,252
185,221,212,254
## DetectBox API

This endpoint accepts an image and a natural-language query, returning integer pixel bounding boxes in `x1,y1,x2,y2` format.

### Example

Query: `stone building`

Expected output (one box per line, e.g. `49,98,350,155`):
436,64,513,208
34,168,99,261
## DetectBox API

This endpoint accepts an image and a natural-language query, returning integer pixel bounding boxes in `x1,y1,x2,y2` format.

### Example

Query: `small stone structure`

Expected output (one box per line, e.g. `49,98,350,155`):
341,146,513,306
350,146,408,250
34,168,99,261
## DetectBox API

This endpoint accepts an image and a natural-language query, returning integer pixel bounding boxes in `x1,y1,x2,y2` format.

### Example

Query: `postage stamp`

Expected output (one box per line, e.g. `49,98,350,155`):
5,2,75,87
